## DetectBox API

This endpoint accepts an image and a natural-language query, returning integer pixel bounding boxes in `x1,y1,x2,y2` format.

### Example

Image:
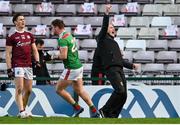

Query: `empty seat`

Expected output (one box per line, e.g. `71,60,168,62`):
168,40,180,51
142,4,163,16
175,0,180,3
130,17,151,28
25,17,41,27
133,51,154,63
174,17,180,27
94,27,101,36
166,63,180,75
117,27,137,39
163,4,180,16
83,63,92,75
138,28,159,40
0,17,13,27
142,63,164,75
48,0,64,4
132,0,153,3
154,0,172,4
68,0,87,4
41,17,62,26
0,24,6,38
155,51,177,63
0,63,7,74
90,0,109,3
47,63,64,74
114,37,124,50
0,51,6,62
12,4,33,16
0,39,6,51
79,39,97,50
43,39,58,50
78,50,88,62
151,17,172,27
123,51,133,62
25,0,44,4
84,17,103,27
146,40,168,51
125,40,146,51
63,17,84,27
111,0,129,4
55,4,76,16
98,4,119,16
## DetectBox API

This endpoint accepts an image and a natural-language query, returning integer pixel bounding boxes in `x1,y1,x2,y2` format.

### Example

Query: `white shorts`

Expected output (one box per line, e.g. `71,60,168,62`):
14,67,33,80
60,67,83,81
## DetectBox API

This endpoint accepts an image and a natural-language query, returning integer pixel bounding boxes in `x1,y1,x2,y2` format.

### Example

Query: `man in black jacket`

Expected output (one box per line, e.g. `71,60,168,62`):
32,39,51,85
93,4,139,118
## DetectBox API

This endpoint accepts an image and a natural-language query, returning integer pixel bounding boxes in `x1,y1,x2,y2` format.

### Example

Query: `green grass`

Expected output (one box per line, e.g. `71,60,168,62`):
0,117,180,124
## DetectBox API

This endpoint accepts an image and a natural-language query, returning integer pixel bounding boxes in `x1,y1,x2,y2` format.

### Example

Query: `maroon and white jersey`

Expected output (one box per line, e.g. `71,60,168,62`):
6,30,35,68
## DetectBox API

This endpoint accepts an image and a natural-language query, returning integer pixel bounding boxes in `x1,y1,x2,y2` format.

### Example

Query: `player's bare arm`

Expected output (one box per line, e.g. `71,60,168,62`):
5,46,12,69
58,47,67,60
32,43,40,62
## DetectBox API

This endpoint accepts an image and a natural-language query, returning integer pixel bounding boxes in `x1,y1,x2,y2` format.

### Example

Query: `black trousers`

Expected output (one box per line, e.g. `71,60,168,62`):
101,66,127,118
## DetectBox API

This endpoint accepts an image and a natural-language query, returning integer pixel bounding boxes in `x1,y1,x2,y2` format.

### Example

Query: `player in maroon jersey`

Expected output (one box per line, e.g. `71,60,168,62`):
5,13,40,118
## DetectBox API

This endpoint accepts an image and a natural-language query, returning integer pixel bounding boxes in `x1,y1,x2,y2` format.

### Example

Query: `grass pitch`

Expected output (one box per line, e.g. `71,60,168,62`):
0,116,180,124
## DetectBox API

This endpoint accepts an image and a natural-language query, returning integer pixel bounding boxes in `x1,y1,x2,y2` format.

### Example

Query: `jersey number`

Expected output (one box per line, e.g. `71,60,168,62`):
71,38,77,53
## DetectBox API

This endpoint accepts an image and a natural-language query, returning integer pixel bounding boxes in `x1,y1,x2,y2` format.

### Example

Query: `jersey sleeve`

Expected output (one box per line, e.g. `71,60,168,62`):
6,36,13,46
58,38,68,47
29,33,35,44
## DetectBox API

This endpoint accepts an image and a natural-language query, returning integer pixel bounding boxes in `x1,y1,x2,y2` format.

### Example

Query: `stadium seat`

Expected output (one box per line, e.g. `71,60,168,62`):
142,63,165,75
84,17,103,28
46,63,64,75
120,3,141,16
0,24,6,38
41,17,62,26
24,0,44,4
129,17,151,28
151,17,172,27
168,40,180,51
174,17,180,27
77,3,97,16
114,37,124,50
0,17,13,27
111,0,129,4
146,40,168,51
125,40,146,51
123,51,133,63
55,4,76,16
163,4,180,16
155,51,177,63
8,0,23,4
142,4,163,16
12,4,33,16
90,0,110,4
67,0,88,4
83,63,92,75
138,27,159,40
34,3,55,16
133,51,154,63
48,0,64,4
88,50,94,62
0,39,6,51
63,17,84,27
79,39,97,50
31,25,50,39
0,51,5,62
131,0,153,4
154,0,173,4
117,27,137,39
78,50,89,63
43,39,58,50
166,63,180,75
0,63,7,74
0,1,12,16
175,0,180,3
25,16,41,27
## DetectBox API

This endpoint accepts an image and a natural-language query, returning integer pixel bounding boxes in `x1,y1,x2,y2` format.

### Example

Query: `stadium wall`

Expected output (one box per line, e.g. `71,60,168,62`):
0,84,179,118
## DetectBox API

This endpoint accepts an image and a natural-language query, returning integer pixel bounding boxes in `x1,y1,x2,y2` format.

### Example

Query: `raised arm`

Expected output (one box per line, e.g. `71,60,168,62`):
97,4,112,41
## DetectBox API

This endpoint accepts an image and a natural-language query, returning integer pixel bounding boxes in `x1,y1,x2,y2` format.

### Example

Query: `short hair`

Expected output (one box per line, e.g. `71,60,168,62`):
12,13,24,24
51,19,65,29
35,39,44,46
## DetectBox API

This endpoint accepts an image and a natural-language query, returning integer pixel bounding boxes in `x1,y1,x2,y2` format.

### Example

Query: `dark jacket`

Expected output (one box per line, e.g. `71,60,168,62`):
32,50,51,85
94,14,133,71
